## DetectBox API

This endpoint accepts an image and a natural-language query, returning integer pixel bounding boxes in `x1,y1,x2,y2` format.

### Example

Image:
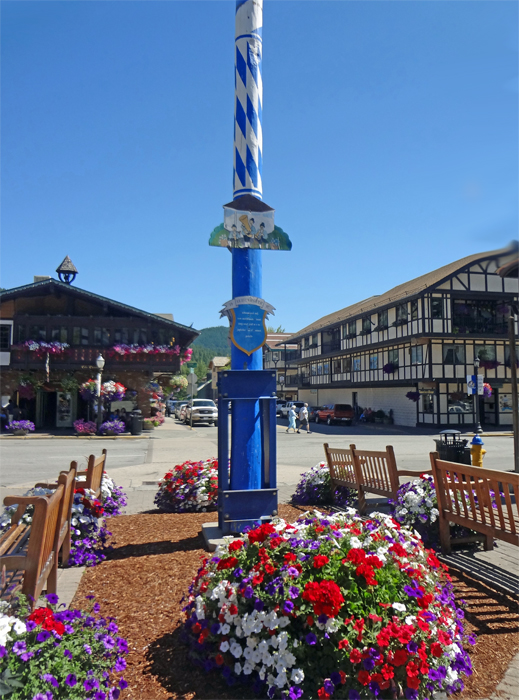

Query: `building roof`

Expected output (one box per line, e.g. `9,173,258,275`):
0,278,199,342
208,356,230,369
265,333,298,349
286,243,518,343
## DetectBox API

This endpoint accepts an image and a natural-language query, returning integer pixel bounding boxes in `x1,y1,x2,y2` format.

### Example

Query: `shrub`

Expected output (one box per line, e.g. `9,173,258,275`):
183,510,474,699
291,463,355,509
0,593,128,699
154,459,218,512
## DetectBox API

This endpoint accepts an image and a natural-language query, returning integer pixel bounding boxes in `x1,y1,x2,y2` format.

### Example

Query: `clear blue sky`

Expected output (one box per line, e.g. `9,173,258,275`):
1,1,517,334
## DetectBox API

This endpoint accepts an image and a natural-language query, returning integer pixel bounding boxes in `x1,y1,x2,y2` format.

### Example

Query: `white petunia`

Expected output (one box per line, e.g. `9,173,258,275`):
392,603,406,612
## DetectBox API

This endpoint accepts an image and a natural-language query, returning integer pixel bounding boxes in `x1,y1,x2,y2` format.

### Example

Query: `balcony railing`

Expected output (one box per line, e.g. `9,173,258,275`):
321,341,341,355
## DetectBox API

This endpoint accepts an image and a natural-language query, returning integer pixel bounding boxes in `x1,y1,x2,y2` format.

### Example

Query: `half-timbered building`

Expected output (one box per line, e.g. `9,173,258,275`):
285,244,518,428
0,264,199,428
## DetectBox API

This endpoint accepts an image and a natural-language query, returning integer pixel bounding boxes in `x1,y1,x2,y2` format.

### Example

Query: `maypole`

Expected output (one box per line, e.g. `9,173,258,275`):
207,0,292,536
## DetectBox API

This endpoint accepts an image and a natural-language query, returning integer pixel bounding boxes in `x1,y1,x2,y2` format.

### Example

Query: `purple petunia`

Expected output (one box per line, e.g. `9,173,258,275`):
305,633,317,645
114,657,127,672
12,641,26,656
118,679,128,689
84,677,99,692
42,674,58,688
65,674,77,687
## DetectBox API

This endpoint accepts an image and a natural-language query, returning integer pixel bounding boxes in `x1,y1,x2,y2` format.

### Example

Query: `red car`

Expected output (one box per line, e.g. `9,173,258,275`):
315,404,354,426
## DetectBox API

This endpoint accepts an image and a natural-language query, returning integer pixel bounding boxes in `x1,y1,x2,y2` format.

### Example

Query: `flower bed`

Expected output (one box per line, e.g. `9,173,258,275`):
0,474,127,568
390,475,501,551
99,420,126,436
184,509,474,699
154,459,218,513
6,420,35,434
73,419,97,436
0,593,128,699
291,462,356,509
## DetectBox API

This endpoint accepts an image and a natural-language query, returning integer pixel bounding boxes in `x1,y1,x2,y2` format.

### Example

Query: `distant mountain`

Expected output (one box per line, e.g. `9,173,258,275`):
192,326,229,353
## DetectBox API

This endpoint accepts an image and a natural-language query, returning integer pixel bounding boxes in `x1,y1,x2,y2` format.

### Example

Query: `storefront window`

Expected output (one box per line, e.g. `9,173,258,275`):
422,394,434,414
377,310,388,329
370,355,378,370
323,362,330,375
443,345,465,365
448,391,472,414
343,356,352,372
353,358,361,371
452,299,509,335
348,321,357,337
411,300,419,320
475,345,496,362
333,359,342,373
311,364,317,376
362,317,371,333
114,328,130,344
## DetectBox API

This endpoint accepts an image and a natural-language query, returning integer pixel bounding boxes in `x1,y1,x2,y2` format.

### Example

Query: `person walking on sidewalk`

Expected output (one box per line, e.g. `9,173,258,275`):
286,405,298,433
297,403,311,433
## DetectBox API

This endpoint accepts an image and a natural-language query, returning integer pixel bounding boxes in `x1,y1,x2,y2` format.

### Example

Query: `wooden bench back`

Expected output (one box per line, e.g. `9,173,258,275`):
351,445,399,496
1,485,64,608
430,452,519,552
323,443,357,489
79,449,107,498
325,443,431,514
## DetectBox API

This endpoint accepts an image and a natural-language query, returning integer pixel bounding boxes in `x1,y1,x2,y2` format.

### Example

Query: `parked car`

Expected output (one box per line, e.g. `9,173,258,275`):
279,401,305,418
175,400,189,420
179,403,189,422
184,399,218,426
308,406,322,422
315,404,355,426
166,399,177,415
276,400,285,416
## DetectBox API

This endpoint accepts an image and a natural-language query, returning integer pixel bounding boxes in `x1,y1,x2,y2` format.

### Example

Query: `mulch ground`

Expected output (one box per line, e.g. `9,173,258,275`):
71,506,519,700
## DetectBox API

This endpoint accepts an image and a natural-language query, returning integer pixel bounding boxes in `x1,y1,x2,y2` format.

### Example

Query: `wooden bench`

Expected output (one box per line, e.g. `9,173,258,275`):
0,485,64,609
324,443,431,514
34,463,77,585
430,452,519,554
76,449,107,499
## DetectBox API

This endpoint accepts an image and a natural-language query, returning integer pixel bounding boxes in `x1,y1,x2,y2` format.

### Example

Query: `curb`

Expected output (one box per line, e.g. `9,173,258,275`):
0,435,151,440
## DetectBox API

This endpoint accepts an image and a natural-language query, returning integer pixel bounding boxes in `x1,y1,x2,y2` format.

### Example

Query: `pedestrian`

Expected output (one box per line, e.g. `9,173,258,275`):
297,403,311,433
286,405,298,433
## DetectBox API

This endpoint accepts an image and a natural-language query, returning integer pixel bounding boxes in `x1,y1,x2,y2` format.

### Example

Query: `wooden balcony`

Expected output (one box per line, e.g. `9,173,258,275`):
9,347,181,372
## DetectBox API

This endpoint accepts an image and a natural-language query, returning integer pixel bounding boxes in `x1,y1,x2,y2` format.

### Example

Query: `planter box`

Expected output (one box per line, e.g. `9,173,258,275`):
12,429,28,436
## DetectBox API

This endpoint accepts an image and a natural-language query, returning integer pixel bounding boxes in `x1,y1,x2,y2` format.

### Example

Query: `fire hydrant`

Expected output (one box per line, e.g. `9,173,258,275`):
470,435,486,467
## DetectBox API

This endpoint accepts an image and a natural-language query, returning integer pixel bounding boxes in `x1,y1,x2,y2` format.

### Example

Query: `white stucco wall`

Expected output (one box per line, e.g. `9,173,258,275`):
299,387,418,426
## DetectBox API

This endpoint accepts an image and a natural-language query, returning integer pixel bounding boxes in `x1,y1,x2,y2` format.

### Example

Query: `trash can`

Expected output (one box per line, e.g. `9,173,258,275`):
434,430,471,465
130,409,143,436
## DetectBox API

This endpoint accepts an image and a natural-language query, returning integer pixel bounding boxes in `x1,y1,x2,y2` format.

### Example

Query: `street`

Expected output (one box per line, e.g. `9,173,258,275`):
0,416,513,506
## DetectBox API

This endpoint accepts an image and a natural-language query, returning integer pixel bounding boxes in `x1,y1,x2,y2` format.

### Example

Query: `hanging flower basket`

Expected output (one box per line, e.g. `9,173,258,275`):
170,375,189,391
483,383,492,398
382,362,397,374
479,360,501,370
80,379,98,401
106,343,182,357
406,391,420,402
14,340,69,358
102,381,126,402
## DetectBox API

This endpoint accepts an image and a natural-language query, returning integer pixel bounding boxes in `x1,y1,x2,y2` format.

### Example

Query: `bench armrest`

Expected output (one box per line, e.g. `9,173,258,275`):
396,469,432,478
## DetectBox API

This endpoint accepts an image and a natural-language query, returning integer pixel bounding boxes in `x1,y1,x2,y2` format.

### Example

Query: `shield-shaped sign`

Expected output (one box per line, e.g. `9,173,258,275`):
229,304,268,356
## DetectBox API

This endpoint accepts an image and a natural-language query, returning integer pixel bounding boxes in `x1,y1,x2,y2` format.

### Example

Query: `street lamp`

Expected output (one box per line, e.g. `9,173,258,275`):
271,351,280,396
96,354,105,429
473,356,483,435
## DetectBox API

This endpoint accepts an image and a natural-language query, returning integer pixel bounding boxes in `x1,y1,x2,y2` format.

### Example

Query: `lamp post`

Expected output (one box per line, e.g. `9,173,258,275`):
96,354,105,430
473,356,483,435
271,351,280,396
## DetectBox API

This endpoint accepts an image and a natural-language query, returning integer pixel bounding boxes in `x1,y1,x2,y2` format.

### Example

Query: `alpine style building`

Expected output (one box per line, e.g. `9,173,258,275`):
0,262,199,428
285,244,518,428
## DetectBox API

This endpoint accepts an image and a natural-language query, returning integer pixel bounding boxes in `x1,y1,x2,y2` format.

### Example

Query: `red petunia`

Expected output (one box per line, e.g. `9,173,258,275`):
430,642,443,657
350,648,362,664
317,688,330,699
393,649,409,666
313,555,329,569
217,556,238,571
346,548,366,565
215,654,224,665
357,670,371,686
228,540,244,552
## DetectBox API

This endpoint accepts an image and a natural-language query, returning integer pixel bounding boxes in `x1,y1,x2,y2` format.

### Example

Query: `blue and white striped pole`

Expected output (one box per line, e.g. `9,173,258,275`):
233,0,263,200
231,0,264,490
